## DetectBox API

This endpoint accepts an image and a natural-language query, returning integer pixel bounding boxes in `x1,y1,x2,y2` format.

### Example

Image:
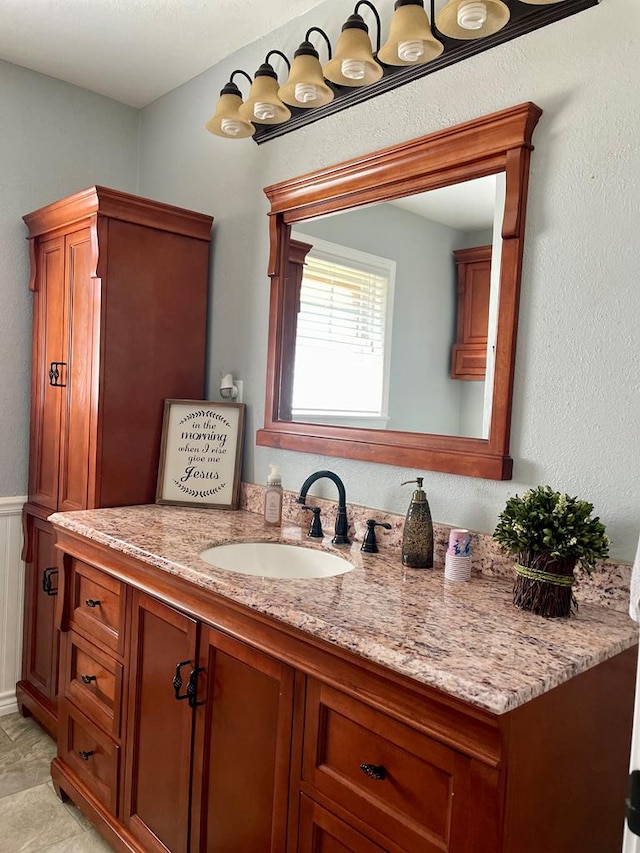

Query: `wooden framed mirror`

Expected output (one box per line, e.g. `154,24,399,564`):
257,102,542,480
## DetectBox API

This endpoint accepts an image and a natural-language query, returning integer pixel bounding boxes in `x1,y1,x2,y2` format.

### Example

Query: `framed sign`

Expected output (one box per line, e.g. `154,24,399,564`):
156,400,245,509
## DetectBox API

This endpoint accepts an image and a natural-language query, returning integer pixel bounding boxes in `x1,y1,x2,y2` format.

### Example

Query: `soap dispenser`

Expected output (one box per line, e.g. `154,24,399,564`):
264,464,283,526
401,477,433,569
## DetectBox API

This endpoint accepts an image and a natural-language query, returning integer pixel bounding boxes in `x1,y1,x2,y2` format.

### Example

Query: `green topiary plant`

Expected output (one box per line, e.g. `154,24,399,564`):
494,485,609,617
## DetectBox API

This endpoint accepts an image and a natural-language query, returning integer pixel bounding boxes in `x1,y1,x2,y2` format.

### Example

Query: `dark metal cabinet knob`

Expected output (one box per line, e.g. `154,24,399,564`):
85,599,101,608
78,750,94,761
360,763,386,780
80,674,97,684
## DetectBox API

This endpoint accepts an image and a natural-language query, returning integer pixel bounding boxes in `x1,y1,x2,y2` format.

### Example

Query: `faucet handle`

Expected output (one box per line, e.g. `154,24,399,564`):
361,519,392,554
302,505,323,539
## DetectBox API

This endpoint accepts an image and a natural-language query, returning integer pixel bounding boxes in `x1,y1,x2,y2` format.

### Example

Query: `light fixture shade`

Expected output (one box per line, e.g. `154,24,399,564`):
238,65,291,125
279,42,335,108
378,0,444,66
436,0,509,40
323,17,383,87
205,84,255,139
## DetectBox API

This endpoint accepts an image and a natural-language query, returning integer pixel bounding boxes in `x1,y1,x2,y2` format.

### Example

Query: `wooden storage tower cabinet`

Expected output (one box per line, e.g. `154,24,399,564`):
18,186,213,736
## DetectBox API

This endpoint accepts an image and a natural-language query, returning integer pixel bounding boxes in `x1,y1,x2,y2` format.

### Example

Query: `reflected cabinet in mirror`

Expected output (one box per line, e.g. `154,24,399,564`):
257,103,542,479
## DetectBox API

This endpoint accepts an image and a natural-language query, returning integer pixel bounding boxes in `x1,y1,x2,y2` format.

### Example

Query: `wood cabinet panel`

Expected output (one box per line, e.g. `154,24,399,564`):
69,560,126,655
58,228,96,513
29,238,65,509
21,513,59,705
191,627,294,852
59,702,119,814
451,245,491,381
123,591,198,853
298,795,389,853
62,631,123,739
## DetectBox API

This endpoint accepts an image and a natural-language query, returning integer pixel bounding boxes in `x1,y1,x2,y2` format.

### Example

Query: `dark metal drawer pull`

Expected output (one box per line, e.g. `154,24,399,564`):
42,567,58,596
187,667,205,709
48,361,67,387
360,763,386,781
173,660,192,701
85,599,101,608
80,674,97,684
78,750,94,761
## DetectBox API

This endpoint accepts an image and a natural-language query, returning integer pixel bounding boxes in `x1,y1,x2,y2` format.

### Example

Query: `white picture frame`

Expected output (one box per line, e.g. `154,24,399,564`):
156,399,245,509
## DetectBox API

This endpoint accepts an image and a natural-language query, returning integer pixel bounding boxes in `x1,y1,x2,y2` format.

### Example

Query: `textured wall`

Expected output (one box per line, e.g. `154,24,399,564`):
0,60,138,497
141,0,639,561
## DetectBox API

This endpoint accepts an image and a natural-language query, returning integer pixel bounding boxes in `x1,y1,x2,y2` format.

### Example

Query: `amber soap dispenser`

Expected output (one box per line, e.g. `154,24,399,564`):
401,477,434,569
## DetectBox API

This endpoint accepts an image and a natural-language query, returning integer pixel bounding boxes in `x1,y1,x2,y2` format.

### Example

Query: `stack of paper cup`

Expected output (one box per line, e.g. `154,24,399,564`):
445,528,471,582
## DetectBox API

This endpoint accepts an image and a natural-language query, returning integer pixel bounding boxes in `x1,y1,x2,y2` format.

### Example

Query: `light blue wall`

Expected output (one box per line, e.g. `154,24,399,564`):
0,60,139,497
134,0,640,561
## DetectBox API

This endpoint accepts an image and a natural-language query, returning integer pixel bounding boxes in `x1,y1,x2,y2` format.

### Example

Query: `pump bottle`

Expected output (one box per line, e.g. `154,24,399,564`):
401,477,433,568
264,464,283,526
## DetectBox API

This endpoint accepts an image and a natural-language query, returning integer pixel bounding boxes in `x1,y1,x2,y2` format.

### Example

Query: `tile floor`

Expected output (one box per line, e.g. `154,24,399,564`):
0,712,114,852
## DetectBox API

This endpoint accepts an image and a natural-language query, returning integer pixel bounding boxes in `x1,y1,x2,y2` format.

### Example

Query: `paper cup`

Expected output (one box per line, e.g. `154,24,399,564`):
445,553,471,582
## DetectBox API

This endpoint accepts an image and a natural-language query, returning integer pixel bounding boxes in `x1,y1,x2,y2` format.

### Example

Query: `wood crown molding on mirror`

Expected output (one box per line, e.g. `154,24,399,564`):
256,102,542,480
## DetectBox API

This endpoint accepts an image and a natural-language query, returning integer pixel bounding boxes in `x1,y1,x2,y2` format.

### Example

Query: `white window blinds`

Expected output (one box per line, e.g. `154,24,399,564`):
291,238,395,419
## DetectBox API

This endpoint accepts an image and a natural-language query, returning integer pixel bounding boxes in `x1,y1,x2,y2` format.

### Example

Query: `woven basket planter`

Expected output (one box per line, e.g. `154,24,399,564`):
513,554,577,618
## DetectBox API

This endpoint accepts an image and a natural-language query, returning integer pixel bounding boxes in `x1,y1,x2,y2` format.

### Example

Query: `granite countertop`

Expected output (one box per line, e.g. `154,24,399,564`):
50,504,638,716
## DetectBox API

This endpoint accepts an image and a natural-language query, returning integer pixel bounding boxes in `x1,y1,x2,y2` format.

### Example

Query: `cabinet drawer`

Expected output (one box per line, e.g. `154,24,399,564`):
299,795,388,852
69,560,125,654
303,679,470,853
63,631,123,739
59,703,119,814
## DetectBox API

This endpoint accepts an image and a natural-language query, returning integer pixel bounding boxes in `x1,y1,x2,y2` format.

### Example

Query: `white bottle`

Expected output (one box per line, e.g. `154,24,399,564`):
264,464,283,526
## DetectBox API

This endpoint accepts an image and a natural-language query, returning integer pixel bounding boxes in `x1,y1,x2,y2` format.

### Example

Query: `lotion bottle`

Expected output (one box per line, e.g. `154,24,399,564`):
401,477,433,568
264,464,283,526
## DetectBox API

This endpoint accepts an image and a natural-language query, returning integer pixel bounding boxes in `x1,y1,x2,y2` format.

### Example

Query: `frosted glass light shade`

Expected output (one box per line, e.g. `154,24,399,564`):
239,72,291,125
436,0,510,39
324,24,383,87
205,91,255,139
378,0,443,66
279,47,334,108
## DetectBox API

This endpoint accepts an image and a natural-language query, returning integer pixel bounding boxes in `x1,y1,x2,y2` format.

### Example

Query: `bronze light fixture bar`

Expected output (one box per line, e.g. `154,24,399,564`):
208,0,598,145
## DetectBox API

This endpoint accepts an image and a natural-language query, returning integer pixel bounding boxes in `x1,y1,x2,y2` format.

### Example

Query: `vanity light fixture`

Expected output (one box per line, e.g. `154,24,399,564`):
238,51,292,125
436,0,510,39
204,0,598,143
378,0,443,66
205,70,255,138
278,28,335,108
323,1,384,86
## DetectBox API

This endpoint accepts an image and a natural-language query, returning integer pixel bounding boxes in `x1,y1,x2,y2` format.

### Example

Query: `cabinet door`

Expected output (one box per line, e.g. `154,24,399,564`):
190,626,295,852
21,514,59,707
123,591,199,853
28,237,65,508
58,227,96,512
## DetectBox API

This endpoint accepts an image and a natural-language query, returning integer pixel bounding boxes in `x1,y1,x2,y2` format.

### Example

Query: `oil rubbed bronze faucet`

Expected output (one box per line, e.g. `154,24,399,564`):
297,470,350,545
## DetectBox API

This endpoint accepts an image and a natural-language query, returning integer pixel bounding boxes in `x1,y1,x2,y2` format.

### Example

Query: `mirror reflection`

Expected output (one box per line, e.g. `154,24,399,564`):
285,173,505,439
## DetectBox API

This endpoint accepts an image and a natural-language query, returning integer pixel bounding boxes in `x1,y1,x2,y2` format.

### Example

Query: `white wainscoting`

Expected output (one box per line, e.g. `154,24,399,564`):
0,496,26,716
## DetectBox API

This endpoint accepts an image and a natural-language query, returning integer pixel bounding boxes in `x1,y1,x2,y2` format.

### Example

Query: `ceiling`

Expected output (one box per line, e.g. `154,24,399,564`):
0,0,328,108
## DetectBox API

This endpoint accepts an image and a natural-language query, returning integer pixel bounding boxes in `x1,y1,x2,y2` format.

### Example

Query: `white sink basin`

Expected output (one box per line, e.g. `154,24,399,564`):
199,541,352,579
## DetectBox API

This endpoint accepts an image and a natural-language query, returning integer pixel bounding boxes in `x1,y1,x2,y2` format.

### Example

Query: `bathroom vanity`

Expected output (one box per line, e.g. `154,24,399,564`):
47,505,636,853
